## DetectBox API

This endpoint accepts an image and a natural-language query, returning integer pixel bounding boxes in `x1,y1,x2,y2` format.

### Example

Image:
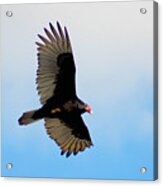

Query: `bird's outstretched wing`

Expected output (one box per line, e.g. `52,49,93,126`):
36,22,76,105
44,115,93,157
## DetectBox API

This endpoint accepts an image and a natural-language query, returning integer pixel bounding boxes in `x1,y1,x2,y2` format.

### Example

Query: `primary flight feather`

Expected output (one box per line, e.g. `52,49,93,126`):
18,21,93,157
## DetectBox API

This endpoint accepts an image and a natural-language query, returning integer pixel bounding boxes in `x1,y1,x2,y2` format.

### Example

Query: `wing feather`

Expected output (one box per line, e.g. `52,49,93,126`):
36,22,74,105
44,28,56,43
37,34,51,45
66,138,78,157
73,140,81,155
57,21,65,42
44,116,92,157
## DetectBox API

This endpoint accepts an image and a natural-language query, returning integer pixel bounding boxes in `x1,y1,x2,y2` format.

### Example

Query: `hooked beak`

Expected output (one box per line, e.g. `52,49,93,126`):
85,104,93,114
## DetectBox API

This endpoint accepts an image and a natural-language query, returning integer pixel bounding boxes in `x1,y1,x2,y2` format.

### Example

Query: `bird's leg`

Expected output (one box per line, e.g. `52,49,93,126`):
51,108,61,114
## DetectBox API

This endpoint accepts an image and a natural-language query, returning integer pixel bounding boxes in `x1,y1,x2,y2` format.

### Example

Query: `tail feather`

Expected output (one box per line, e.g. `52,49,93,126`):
18,109,40,125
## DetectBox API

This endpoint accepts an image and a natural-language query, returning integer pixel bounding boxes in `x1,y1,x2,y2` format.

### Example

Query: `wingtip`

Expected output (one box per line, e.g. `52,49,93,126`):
56,20,60,26
37,34,42,39
35,41,43,47
73,151,78,156
61,150,72,158
61,150,65,156
56,21,61,30
49,22,53,27
64,26,67,31
44,27,47,33
64,26,68,35
66,152,71,158
49,22,54,31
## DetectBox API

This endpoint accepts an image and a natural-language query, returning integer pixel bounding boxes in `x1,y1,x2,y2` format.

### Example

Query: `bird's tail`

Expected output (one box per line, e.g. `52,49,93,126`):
18,109,40,125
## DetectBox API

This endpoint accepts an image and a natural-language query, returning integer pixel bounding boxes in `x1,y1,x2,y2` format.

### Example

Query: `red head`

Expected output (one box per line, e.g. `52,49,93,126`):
84,104,93,114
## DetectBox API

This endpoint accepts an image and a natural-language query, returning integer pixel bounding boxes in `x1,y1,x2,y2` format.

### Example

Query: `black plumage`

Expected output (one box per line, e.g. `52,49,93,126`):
18,21,93,157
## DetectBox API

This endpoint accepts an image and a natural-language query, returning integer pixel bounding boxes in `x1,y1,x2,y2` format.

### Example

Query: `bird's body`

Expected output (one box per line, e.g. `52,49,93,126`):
18,22,93,157
33,98,85,119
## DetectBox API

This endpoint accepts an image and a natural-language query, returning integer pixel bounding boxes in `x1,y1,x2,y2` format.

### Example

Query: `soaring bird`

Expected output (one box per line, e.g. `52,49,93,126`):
18,21,93,157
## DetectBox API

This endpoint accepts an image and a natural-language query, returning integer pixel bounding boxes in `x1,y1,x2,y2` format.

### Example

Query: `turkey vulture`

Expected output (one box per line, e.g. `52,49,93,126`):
18,21,93,157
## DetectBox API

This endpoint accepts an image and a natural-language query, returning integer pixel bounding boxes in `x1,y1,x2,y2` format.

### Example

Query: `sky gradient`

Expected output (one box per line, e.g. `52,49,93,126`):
1,1,156,180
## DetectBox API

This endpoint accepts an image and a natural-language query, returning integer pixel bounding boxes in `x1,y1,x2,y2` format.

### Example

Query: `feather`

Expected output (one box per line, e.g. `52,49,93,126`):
44,114,92,157
38,34,50,45
49,22,60,42
64,26,71,51
57,21,65,42
36,22,75,105
61,137,74,155
35,42,44,47
73,140,81,155
80,140,86,152
44,27,56,43
66,138,78,157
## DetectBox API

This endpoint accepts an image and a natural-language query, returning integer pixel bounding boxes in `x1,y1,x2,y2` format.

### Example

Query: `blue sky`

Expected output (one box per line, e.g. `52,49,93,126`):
1,1,156,180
